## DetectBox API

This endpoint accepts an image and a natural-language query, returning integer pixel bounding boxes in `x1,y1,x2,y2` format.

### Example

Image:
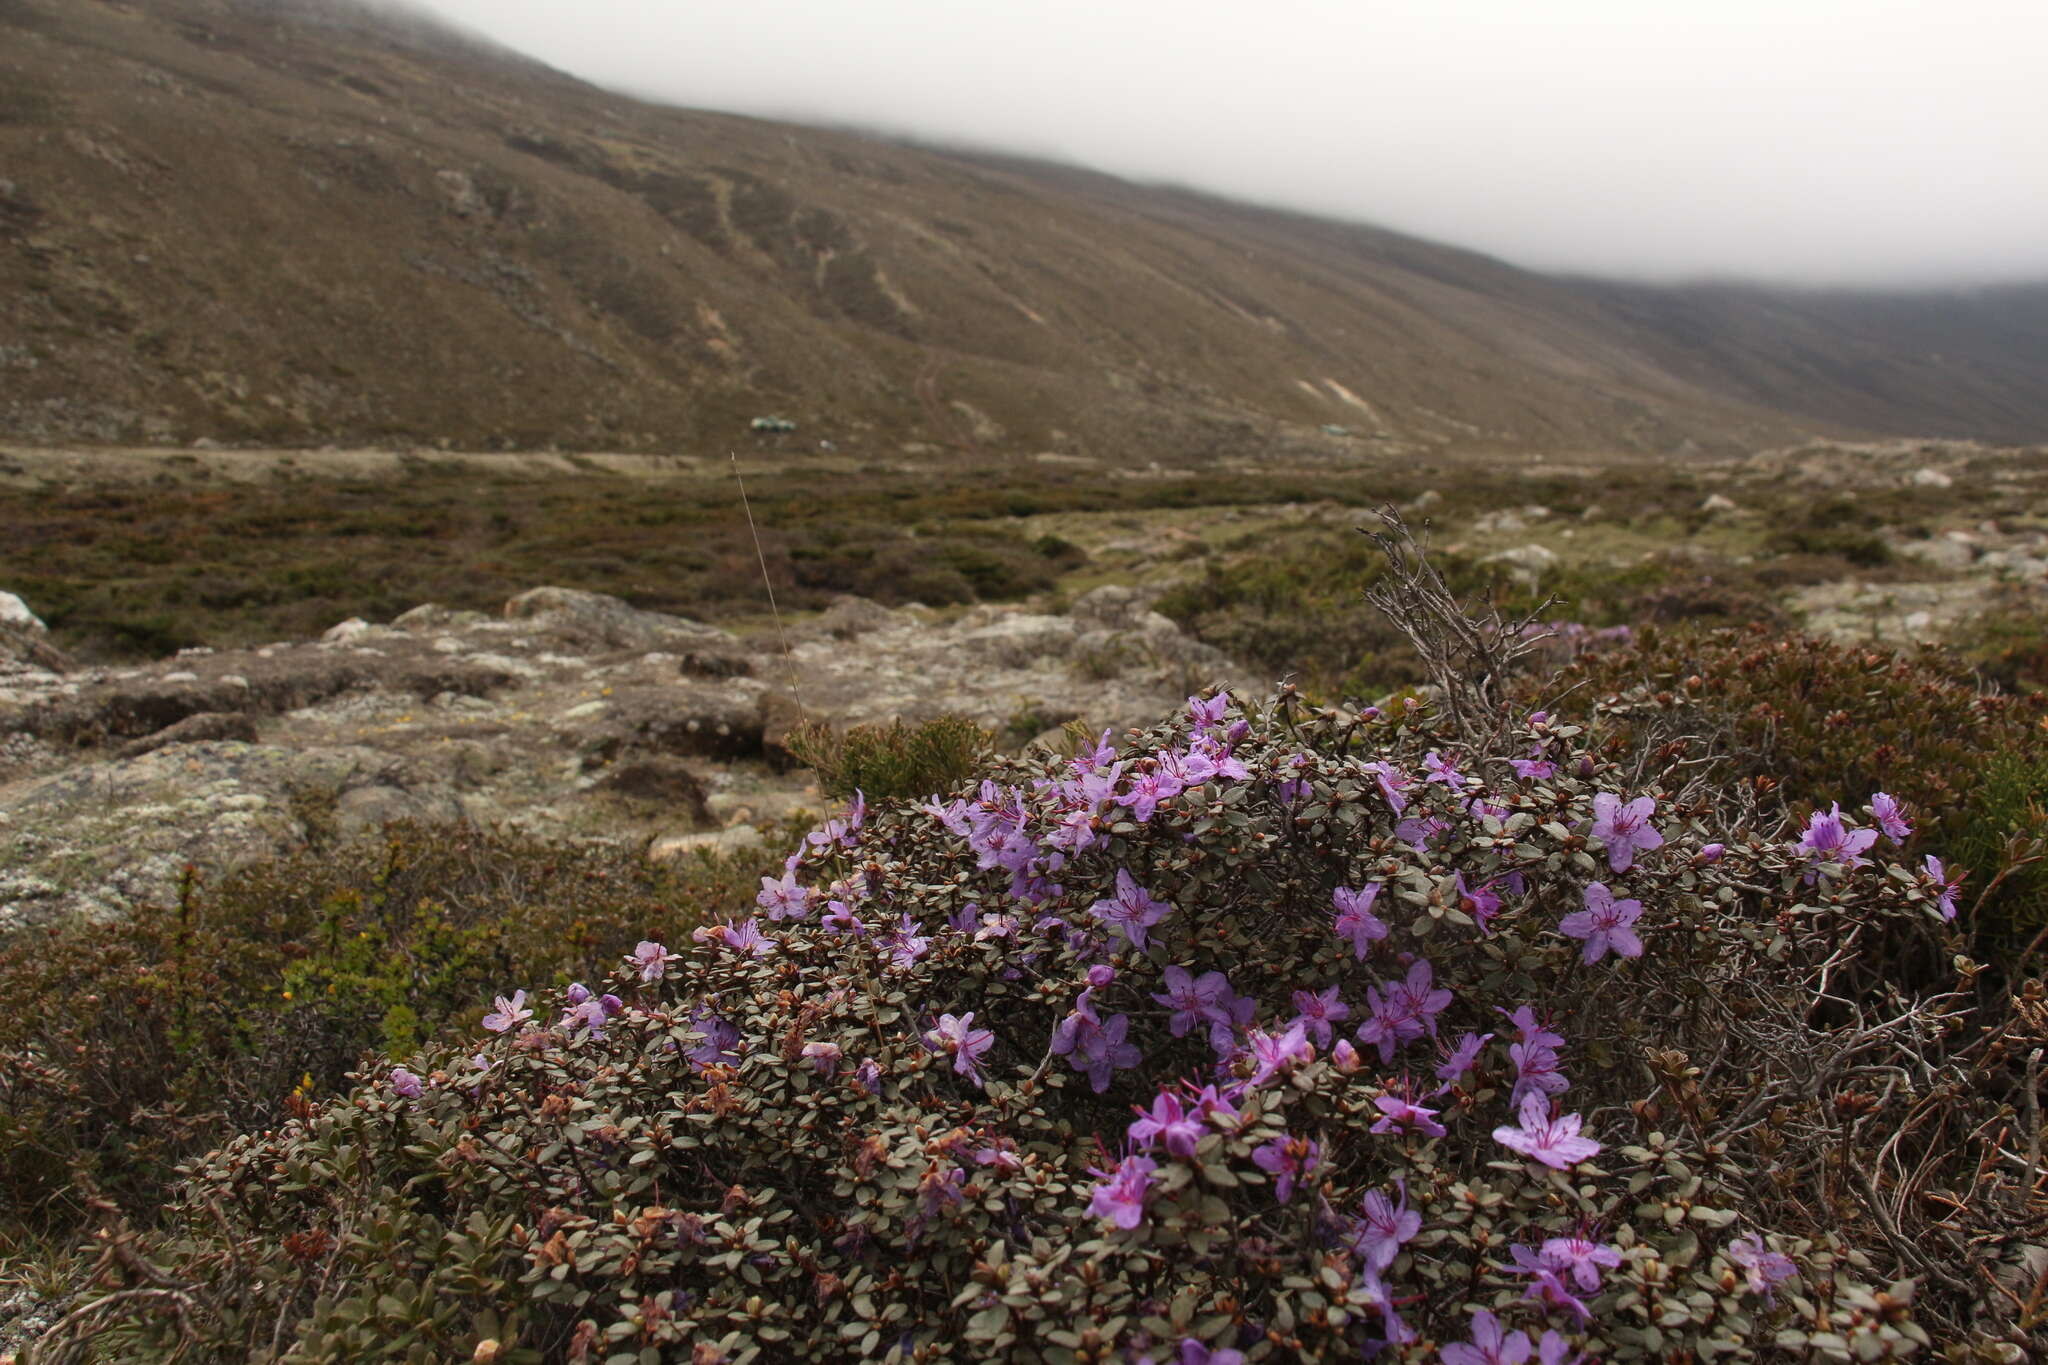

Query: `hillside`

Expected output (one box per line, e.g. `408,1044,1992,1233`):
5,0,2048,456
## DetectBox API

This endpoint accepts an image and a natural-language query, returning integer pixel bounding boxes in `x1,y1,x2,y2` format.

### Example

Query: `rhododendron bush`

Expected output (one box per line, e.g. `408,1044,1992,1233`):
59,534,2043,1363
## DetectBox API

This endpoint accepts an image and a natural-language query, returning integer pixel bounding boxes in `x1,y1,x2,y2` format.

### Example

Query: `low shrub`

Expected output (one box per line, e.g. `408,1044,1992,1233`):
1533,623,2048,965
784,715,995,803
0,822,777,1243
62,680,2039,1360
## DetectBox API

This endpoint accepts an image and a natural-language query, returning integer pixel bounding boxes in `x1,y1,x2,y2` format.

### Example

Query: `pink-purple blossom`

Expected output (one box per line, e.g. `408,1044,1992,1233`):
1870,791,1912,844
1174,1340,1245,1365
1289,984,1351,1047
1351,1181,1421,1273
1440,1310,1533,1365
1087,1152,1157,1229
1332,884,1389,958
1052,991,1144,1092
1151,965,1241,1043
1250,1133,1319,1201
481,989,531,1033
1370,1090,1447,1138
1088,868,1174,949
1129,1090,1206,1159
1727,1232,1798,1302
629,940,677,982
1796,802,1880,875
1590,792,1663,873
1243,1020,1313,1086
1434,1029,1494,1090
1924,854,1965,920
1526,1234,1623,1292
925,1012,995,1087
1493,1093,1601,1169
388,1066,423,1098
1560,881,1644,964
756,869,814,920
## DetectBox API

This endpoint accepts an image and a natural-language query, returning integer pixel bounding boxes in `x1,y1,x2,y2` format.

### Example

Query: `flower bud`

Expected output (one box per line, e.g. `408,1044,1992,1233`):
1086,964,1115,987
601,994,624,1017
564,982,591,1006
1697,843,1725,865
1332,1039,1363,1073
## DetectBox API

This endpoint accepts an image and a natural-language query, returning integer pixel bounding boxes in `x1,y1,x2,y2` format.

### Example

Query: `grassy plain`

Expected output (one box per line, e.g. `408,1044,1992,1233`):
6,439,2041,694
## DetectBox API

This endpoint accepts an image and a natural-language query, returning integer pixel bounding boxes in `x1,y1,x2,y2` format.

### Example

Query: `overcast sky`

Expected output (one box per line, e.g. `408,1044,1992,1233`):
408,0,2048,288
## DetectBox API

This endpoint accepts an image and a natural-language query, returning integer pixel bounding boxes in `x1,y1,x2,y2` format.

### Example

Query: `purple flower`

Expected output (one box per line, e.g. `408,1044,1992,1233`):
1493,1093,1601,1169
1052,993,1144,1092
724,918,773,957
1072,728,1117,773
564,982,592,1007
629,940,677,982
1129,1090,1206,1159
1088,868,1174,950
1795,802,1879,874
1351,1181,1420,1273
1455,872,1502,931
1087,1153,1157,1229
1516,1264,1592,1323
1870,791,1912,844
1434,1029,1493,1090
926,1012,995,1086
1250,1133,1319,1201
1388,958,1453,1039
481,989,531,1033
1423,749,1468,789
1121,768,1183,823
1332,884,1389,958
388,1066,423,1098
1924,854,1965,920
1289,984,1351,1047
916,1163,967,1216
685,1011,740,1069
1440,1310,1533,1365
756,869,813,920
1396,813,1452,852
1590,793,1663,873
1529,1234,1622,1292
1560,882,1644,964
884,913,930,969
1176,1340,1245,1365
1509,1040,1570,1107
1152,965,1235,1037
821,900,868,936
1370,1090,1447,1138
1498,1004,1565,1051
1189,1082,1242,1128
1727,1232,1798,1302
1512,746,1557,781
801,1040,841,1076
1698,842,1726,864
561,992,612,1034
1244,1020,1312,1086
1188,690,1232,730
1364,760,1411,815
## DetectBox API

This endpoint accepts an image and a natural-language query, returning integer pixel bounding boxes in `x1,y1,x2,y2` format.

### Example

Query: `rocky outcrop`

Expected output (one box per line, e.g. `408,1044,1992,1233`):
0,586,1254,929
0,590,69,673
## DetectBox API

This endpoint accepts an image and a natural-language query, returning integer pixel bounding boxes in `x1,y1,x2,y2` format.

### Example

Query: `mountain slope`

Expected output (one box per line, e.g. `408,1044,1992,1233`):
4,0,2046,457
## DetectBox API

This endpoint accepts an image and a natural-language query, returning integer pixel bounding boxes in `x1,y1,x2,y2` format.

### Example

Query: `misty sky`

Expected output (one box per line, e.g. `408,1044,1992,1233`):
409,0,2048,288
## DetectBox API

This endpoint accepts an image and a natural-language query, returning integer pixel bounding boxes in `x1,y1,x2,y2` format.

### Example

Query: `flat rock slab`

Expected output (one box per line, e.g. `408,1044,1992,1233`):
0,586,1254,931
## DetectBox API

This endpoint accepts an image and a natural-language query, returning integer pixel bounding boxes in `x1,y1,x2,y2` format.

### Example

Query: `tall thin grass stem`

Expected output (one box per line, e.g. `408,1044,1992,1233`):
729,449,806,725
